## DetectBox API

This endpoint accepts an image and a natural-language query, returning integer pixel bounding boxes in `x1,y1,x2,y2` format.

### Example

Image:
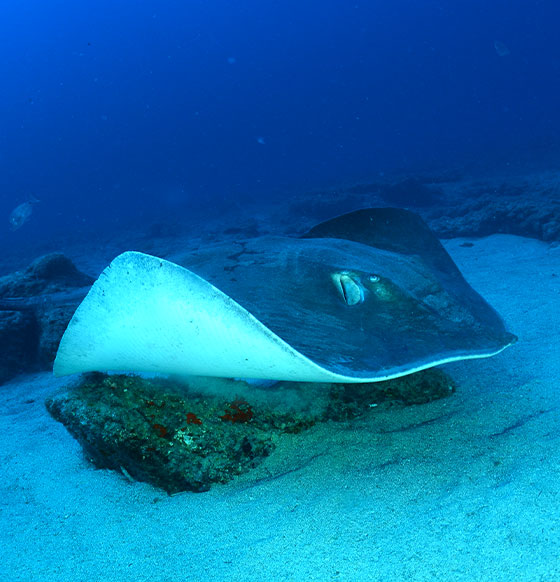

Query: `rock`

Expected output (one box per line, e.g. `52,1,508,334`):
0,311,39,384
0,253,94,297
324,368,455,421
36,305,78,367
427,197,560,241
46,369,455,493
292,172,560,243
46,374,314,493
0,253,93,384
26,253,93,286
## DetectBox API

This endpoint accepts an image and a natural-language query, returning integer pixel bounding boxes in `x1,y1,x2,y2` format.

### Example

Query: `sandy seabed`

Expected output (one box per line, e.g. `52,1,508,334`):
1,234,559,582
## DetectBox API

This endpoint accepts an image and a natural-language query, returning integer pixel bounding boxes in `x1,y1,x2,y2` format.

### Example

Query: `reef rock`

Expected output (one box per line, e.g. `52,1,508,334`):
0,253,93,384
46,369,455,493
0,311,39,384
428,197,560,242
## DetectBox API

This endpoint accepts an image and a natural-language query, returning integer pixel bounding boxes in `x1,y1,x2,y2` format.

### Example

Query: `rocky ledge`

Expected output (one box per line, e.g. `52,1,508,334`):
0,253,93,384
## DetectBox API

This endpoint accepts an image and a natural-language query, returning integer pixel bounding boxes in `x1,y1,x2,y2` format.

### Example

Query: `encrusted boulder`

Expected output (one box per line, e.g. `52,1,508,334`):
46,369,455,493
46,374,316,493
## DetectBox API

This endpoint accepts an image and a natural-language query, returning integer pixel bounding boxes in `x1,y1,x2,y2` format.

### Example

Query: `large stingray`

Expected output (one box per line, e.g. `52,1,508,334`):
53,208,516,382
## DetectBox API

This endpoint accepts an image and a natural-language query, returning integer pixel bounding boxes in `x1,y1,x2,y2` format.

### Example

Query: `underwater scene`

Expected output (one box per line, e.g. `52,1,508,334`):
1,1,560,580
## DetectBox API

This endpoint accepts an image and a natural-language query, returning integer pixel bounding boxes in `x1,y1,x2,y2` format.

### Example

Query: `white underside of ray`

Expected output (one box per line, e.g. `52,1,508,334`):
54,251,507,383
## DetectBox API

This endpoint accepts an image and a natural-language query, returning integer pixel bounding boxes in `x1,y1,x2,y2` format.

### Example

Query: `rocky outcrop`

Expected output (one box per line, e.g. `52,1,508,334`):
348,174,560,243
0,253,93,384
0,311,39,384
287,173,560,243
427,197,560,242
46,369,455,493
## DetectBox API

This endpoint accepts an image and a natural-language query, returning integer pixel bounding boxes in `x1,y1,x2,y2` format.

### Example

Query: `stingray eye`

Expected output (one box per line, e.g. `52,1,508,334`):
331,271,364,306
365,274,395,301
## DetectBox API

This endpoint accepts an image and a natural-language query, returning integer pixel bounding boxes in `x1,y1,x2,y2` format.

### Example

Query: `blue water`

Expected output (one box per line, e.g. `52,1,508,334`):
2,4,560,579
1,0,559,253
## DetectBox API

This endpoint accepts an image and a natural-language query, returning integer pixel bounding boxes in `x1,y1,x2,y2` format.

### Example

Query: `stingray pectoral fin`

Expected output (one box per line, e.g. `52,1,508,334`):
53,251,349,382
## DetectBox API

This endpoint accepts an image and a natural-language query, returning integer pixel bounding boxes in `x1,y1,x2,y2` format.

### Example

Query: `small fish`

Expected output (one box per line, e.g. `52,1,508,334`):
9,195,39,231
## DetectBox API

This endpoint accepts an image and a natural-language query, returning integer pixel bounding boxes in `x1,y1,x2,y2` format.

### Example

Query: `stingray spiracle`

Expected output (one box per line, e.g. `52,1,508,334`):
331,271,366,306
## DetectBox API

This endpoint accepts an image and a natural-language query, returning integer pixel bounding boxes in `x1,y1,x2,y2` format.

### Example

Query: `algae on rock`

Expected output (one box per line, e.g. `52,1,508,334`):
46,368,455,493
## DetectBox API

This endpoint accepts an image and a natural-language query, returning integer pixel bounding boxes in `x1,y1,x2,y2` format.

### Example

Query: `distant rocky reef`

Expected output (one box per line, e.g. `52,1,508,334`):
426,194,560,242
284,172,560,242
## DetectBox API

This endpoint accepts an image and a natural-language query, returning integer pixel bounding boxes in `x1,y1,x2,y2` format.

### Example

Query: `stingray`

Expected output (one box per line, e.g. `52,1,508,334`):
53,208,516,383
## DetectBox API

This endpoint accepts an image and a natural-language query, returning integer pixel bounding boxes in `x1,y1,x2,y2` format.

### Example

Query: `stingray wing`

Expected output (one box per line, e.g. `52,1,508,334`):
53,251,352,382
